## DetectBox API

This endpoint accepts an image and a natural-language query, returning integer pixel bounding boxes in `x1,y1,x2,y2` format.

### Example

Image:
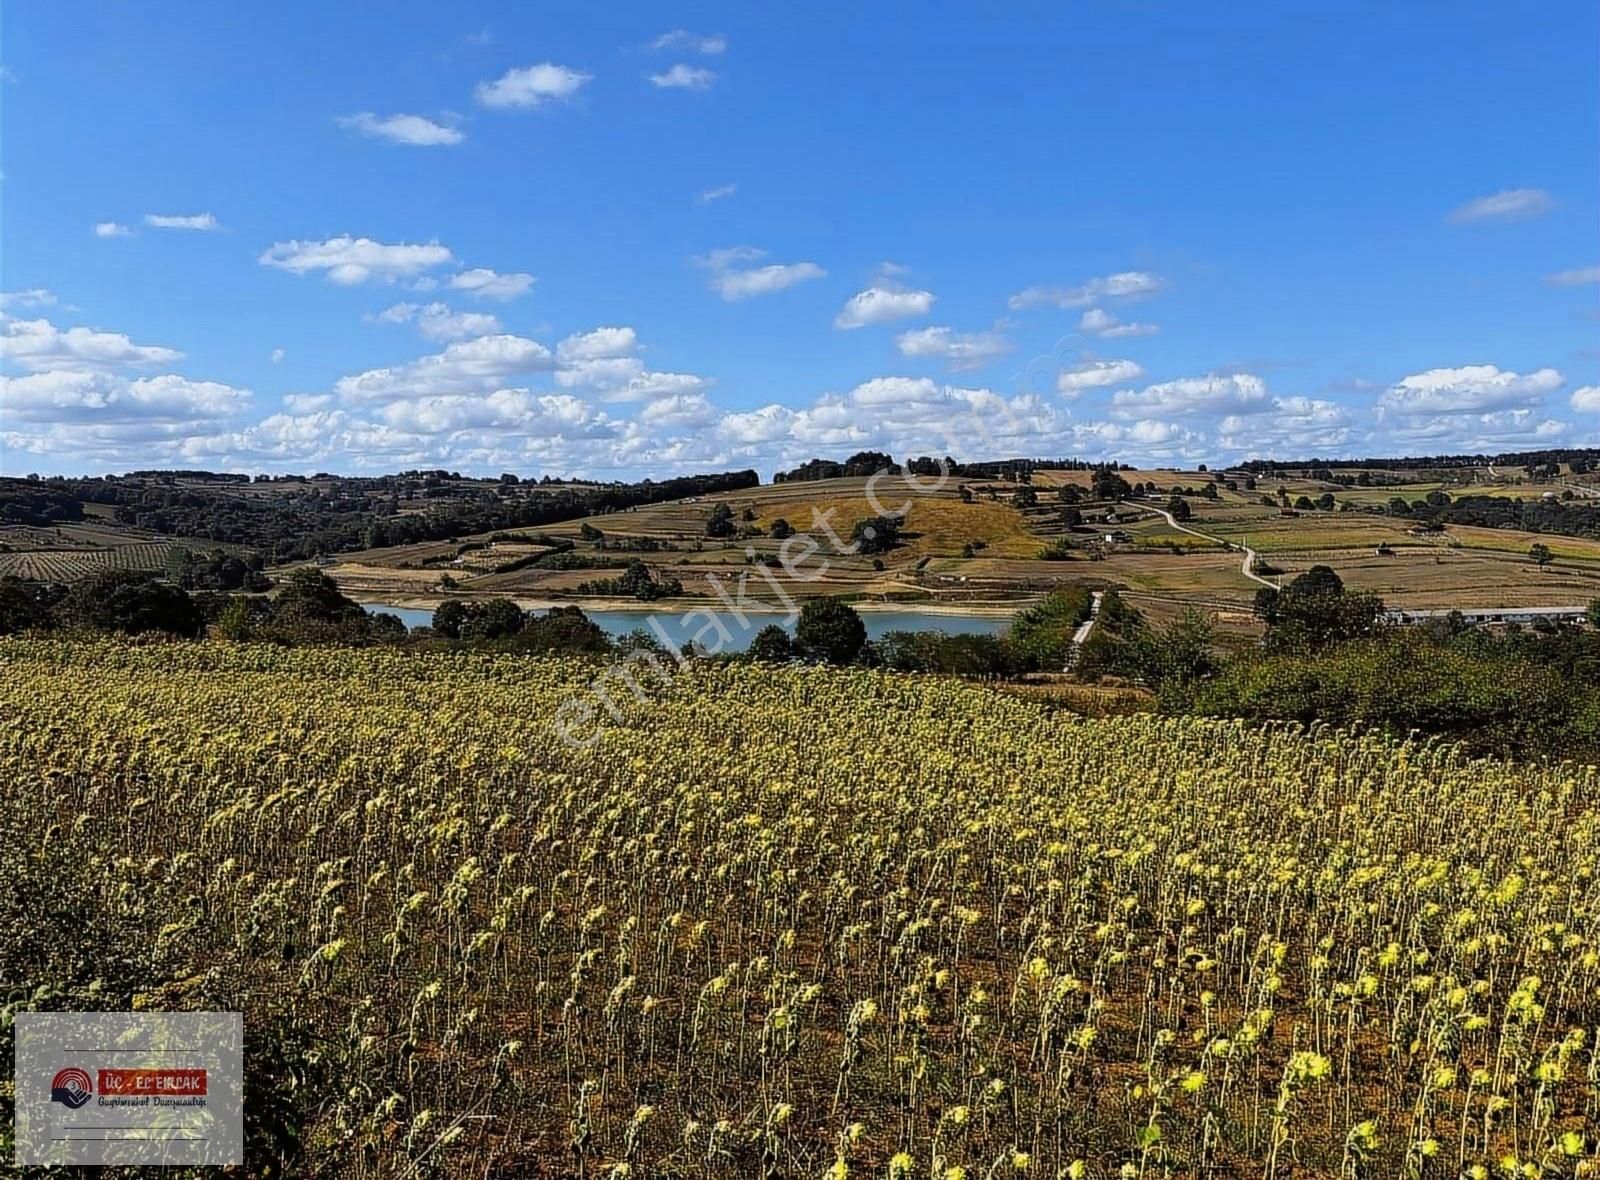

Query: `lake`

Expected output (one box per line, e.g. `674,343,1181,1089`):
362,602,1012,652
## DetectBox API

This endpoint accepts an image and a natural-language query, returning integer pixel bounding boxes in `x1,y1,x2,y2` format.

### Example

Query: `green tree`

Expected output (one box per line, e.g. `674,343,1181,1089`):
1005,586,1094,671
932,633,1014,677
433,600,469,639
1168,496,1193,523
1259,565,1382,653
794,598,866,664
874,630,940,672
1092,469,1132,501
1013,486,1038,509
1070,590,1149,680
367,612,408,641
851,515,901,555
1587,598,1600,629
512,606,611,654
273,567,367,628
1129,609,1217,691
1292,564,1345,596
66,571,202,638
1530,543,1553,568
616,560,681,601
1252,586,1281,624
0,576,57,635
459,598,525,641
769,518,795,540
747,625,795,662
215,596,253,642
705,503,737,539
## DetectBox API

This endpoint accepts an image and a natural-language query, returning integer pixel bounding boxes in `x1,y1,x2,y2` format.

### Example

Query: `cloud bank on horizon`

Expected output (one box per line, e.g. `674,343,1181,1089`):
1,3,1596,478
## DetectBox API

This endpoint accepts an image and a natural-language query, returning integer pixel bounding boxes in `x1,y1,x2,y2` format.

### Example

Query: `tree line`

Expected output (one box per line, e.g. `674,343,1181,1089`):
0,469,760,563
5,556,1598,763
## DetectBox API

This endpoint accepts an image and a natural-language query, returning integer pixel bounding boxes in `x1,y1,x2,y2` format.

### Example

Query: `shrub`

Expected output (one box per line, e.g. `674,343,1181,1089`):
794,598,866,664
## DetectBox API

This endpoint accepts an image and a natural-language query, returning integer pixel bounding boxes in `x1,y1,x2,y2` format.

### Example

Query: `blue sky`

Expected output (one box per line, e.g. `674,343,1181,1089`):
2,1,1597,477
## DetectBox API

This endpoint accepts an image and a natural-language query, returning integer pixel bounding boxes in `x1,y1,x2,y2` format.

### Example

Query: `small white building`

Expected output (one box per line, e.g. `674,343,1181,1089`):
1384,606,1588,627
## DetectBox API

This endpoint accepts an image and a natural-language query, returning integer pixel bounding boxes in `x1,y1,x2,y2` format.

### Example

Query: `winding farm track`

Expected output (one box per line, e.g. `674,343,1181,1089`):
1486,460,1599,499
1065,590,1103,669
1147,505,1279,589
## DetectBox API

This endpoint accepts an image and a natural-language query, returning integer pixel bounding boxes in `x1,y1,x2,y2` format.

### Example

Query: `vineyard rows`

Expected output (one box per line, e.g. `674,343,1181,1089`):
0,541,176,581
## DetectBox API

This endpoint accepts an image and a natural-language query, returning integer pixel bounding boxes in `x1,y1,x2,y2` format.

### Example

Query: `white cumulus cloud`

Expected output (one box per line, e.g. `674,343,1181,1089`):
1080,307,1157,338
1009,271,1164,310
698,248,826,301
475,63,590,109
259,235,454,285
894,326,1011,372
834,286,936,329
93,221,131,238
1545,265,1600,286
1379,364,1562,415
0,288,56,310
1448,188,1554,224
649,64,715,90
638,392,717,428
144,212,220,231
374,302,503,341
1216,397,1354,453
1057,358,1144,395
555,359,710,404
0,317,183,373
1111,373,1270,418
335,334,555,402
338,112,463,146
447,267,535,301
1,370,248,425
650,30,725,54
556,326,639,362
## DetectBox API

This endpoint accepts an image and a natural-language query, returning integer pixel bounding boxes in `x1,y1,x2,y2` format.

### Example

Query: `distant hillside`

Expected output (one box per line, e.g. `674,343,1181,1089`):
1240,445,1600,474
0,469,759,567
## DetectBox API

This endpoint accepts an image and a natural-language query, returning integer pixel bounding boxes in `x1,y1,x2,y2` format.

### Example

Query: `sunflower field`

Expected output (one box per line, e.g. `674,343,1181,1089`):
1,638,1598,1177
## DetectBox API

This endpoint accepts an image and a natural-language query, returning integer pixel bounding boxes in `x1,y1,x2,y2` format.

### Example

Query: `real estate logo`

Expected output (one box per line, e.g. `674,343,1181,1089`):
97,1067,209,1097
16,1012,243,1167
49,1068,93,1109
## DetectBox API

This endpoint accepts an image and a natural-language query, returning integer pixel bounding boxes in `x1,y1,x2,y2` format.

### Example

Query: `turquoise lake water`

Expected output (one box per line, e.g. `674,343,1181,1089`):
362,602,1011,652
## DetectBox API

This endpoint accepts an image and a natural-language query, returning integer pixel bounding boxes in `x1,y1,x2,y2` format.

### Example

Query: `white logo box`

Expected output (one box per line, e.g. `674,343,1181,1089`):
14,1012,243,1167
